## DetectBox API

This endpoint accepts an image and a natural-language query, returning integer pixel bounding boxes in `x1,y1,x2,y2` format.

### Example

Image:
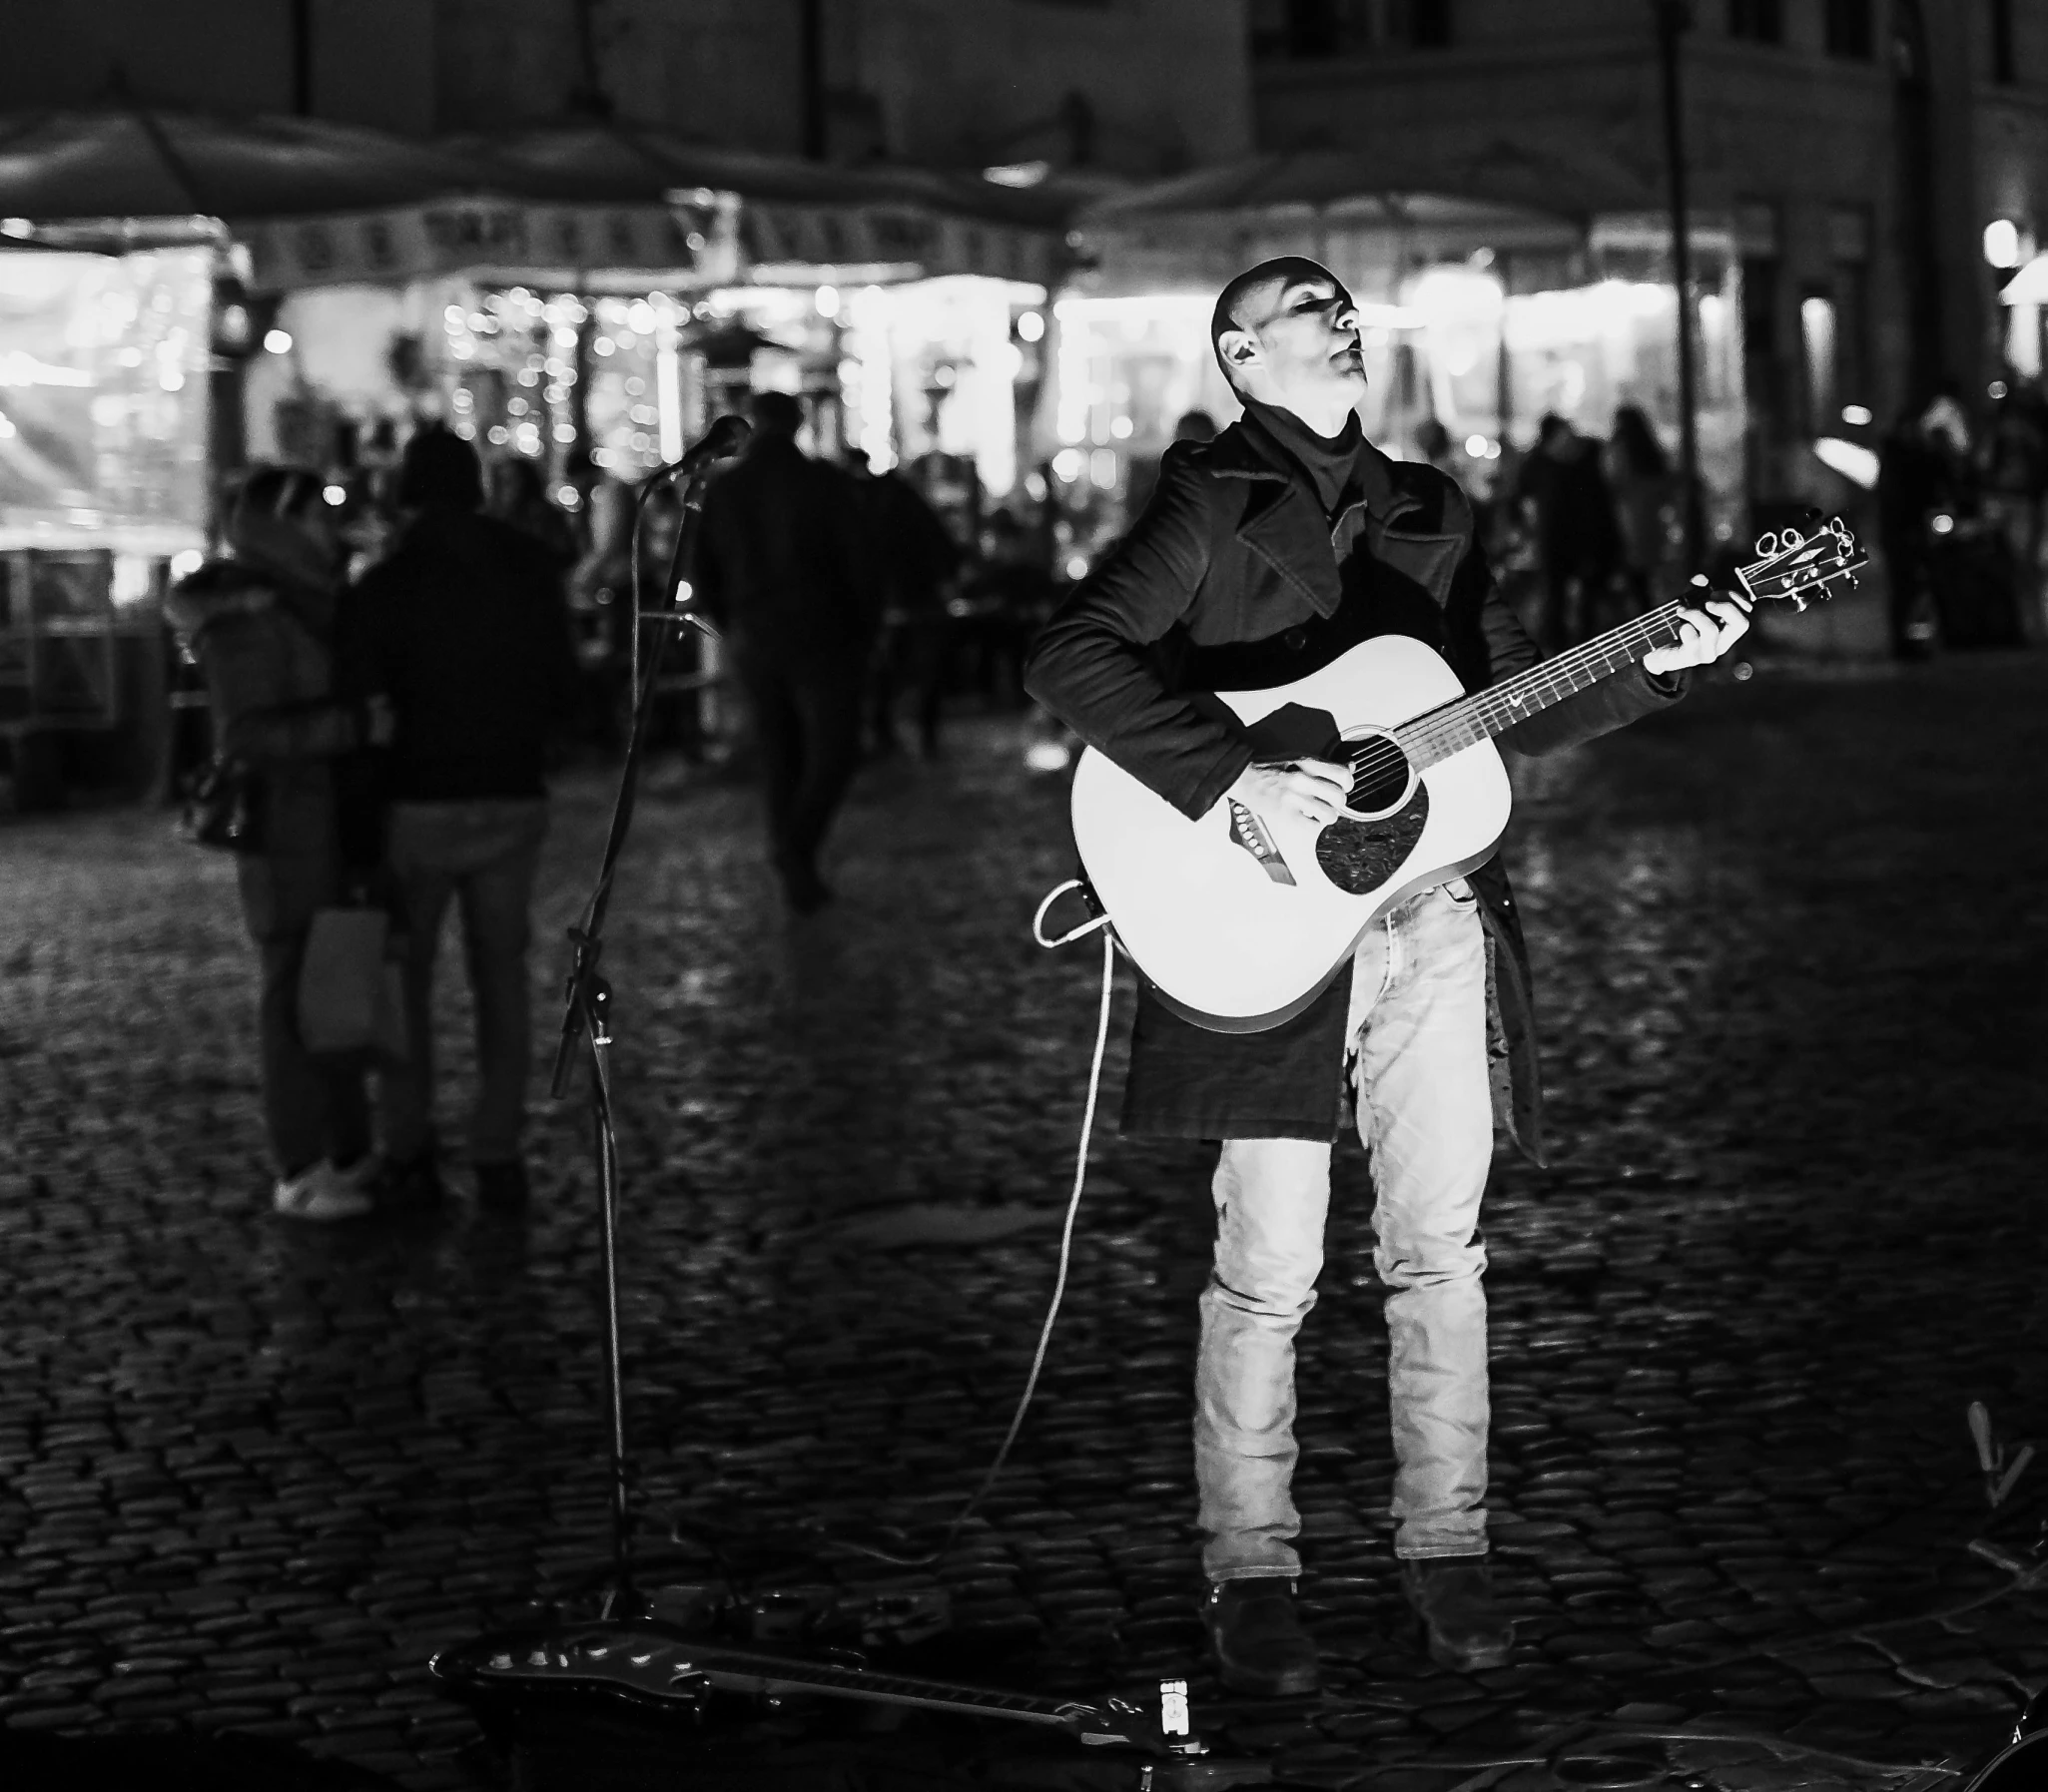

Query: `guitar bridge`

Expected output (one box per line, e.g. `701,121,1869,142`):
1228,802,1296,886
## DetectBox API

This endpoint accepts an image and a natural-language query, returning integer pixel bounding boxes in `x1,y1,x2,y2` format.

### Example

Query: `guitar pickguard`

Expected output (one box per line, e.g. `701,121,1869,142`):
1315,785,1428,896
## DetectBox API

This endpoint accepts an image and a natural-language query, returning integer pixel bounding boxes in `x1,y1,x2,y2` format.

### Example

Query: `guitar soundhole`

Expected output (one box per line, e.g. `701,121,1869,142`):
1349,736,1411,816
1317,784,1428,896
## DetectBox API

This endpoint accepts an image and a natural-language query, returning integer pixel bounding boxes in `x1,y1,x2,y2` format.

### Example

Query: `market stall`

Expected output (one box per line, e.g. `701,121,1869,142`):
436,125,1066,512
247,124,1068,518
0,103,499,804
1066,142,1749,575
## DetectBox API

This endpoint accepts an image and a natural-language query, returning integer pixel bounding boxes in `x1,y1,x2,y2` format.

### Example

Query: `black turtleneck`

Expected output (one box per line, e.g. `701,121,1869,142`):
1241,396,1365,518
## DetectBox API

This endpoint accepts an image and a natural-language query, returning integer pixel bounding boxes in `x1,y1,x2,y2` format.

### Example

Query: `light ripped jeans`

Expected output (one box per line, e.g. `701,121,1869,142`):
1196,881,1494,1579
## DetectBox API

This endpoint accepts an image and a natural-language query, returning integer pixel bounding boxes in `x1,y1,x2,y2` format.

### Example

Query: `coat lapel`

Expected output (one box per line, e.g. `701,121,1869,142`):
1210,423,1342,617
1349,440,1464,602
1209,419,1468,614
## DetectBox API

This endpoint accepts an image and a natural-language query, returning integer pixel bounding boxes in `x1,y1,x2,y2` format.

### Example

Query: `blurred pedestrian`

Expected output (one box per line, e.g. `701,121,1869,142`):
692,391,880,912
1982,375,2048,625
167,466,389,1222
340,425,580,1213
847,449,963,757
1414,415,1458,479
961,507,1060,706
1126,408,1220,522
1876,399,1966,661
1606,405,1674,617
486,455,581,568
1515,412,1623,653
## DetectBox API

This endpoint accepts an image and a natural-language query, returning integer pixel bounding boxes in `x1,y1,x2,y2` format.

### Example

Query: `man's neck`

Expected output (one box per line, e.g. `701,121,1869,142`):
1260,394,1355,440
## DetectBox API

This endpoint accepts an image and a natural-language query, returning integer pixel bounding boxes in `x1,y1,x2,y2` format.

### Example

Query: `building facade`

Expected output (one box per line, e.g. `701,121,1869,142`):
0,0,1251,179
1252,0,2048,491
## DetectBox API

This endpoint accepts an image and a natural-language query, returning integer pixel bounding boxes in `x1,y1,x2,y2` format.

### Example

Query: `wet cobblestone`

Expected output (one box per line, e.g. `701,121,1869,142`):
2,656,2047,1789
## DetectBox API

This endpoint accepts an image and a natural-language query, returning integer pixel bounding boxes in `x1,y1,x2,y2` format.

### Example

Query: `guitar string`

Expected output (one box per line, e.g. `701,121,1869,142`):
1335,543,1854,797
1335,605,1689,799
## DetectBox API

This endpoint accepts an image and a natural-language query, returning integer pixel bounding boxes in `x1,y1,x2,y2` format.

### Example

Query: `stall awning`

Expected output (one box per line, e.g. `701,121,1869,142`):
0,107,1074,294
1074,137,1664,284
0,105,488,223
444,124,1071,288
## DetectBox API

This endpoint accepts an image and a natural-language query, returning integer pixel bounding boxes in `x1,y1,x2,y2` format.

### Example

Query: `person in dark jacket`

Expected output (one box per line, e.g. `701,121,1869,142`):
1876,398,1971,661
340,425,580,1213
1515,412,1625,652
848,451,964,758
1024,258,1749,1697
168,466,390,1221
691,390,880,912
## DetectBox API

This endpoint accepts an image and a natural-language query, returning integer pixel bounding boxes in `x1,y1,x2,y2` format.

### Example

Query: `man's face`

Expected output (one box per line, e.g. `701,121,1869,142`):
1219,267,1366,417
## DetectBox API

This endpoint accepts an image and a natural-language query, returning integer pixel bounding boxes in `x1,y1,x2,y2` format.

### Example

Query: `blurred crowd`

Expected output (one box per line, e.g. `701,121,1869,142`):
314,415,1063,770
167,404,1065,1226
1873,376,2046,659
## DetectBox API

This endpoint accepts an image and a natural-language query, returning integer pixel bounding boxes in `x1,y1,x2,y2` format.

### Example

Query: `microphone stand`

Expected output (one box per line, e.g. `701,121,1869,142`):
545,415,748,1619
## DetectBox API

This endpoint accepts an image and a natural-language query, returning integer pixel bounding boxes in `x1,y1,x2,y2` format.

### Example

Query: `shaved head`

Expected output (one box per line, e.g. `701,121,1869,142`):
1210,257,1343,385
1208,256,1366,432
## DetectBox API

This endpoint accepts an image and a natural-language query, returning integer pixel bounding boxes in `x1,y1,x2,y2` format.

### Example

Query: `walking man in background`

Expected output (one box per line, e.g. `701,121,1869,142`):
341,426,580,1213
692,391,880,913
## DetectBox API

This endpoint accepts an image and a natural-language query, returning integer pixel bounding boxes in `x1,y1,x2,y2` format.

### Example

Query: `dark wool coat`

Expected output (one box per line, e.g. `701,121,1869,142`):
1023,412,1686,1161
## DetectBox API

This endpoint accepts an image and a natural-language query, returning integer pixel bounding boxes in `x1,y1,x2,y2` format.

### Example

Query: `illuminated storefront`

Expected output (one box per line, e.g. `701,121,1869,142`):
238,177,1061,552
0,244,214,795
1062,191,1749,569
0,246,212,556
681,274,1047,542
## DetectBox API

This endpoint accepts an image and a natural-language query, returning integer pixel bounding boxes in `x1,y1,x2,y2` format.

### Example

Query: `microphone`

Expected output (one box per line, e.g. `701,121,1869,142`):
653,413,750,482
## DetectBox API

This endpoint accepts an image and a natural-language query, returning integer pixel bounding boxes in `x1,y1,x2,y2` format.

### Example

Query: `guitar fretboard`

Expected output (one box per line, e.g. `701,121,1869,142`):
1391,602,1694,774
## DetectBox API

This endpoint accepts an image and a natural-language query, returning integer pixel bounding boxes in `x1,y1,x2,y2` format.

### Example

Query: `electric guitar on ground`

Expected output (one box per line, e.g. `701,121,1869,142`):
432,1618,1206,1760
1068,517,1866,1033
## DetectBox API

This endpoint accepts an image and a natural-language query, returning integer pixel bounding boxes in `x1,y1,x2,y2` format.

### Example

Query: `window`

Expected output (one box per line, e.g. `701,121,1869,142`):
1727,0,1782,43
1992,0,2017,83
1400,0,1453,47
1824,0,1873,58
1829,206,1872,418
1248,0,1372,58
1800,293,1838,434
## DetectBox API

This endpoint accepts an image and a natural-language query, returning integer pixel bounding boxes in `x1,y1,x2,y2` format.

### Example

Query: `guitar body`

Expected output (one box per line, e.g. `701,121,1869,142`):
1070,633,1512,1033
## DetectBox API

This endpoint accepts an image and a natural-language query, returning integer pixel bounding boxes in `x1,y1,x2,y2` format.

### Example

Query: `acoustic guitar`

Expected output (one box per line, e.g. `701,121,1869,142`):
1067,517,1866,1033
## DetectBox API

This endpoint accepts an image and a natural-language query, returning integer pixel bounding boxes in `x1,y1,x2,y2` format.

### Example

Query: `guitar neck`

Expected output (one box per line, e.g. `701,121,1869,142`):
683,1638,1082,1726
1395,601,1695,772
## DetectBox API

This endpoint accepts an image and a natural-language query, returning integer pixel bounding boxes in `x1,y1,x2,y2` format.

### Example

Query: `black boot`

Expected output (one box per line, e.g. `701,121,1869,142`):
1200,1579,1319,1697
1402,1556,1513,1671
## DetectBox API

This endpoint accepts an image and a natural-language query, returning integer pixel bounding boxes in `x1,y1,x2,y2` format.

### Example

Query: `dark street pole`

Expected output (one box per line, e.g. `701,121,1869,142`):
570,0,612,117
1652,1,1705,575
798,0,826,159
290,0,313,114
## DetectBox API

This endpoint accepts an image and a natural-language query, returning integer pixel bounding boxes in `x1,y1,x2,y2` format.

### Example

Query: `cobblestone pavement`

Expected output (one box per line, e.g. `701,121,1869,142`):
3,654,2047,1791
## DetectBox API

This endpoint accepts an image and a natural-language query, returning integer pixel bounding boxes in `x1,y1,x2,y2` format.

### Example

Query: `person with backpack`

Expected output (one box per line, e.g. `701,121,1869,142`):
168,467,390,1220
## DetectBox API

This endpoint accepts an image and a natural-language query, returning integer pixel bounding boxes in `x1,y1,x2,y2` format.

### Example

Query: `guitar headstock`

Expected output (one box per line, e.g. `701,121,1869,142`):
1733,512,1867,612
